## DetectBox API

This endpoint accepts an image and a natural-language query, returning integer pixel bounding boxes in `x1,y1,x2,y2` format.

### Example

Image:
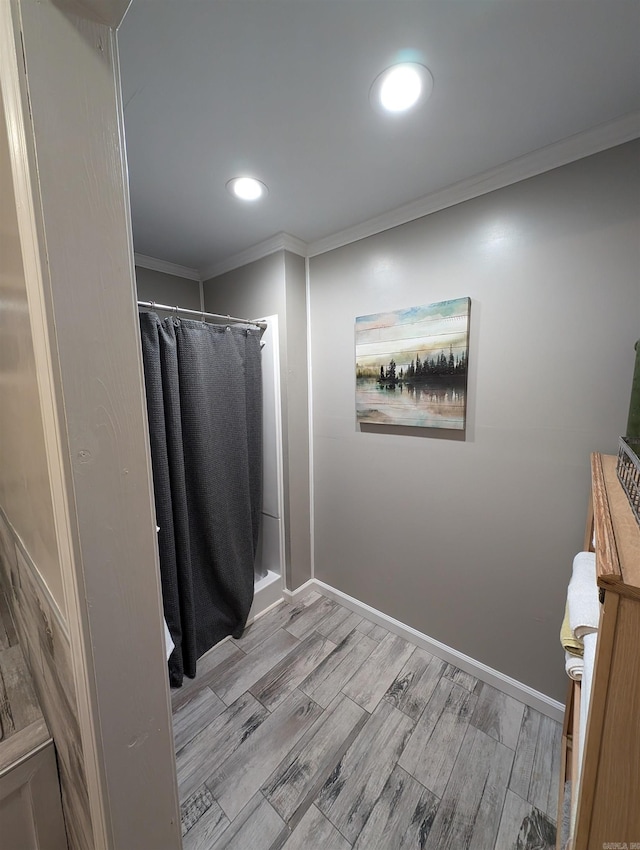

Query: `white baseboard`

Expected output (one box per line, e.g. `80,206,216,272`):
282,578,315,603
285,578,564,722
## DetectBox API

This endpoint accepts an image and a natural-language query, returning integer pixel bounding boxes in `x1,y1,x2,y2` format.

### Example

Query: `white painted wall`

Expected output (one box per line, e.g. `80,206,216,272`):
308,141,640,702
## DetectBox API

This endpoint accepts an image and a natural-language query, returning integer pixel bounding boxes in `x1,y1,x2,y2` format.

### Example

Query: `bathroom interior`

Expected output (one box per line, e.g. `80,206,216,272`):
0,1,639,849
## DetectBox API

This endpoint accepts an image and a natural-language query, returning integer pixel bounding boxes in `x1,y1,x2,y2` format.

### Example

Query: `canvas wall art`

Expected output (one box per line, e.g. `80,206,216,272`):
355,297,471,430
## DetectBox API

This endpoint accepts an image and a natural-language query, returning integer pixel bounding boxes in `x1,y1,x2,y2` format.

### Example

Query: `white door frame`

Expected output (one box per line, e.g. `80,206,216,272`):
0,1,181,847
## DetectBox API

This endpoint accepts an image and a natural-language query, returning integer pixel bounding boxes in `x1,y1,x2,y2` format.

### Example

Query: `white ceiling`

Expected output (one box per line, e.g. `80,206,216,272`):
118,1,640,277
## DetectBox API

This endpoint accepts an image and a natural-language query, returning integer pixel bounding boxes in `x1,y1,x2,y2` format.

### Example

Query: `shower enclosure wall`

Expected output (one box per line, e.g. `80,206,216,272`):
250,314,285,618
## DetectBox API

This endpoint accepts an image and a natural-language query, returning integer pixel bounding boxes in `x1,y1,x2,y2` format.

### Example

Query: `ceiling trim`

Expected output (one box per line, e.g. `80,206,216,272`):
139,111,639,280
134,252,201,282
307,110,640,258
201,232,307,281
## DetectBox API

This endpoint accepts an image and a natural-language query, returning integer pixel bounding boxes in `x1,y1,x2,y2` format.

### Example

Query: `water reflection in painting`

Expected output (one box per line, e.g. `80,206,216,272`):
355,298,470,429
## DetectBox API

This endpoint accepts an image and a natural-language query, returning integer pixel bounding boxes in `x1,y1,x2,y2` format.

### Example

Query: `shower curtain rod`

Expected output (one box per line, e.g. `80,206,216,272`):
137,300,267,330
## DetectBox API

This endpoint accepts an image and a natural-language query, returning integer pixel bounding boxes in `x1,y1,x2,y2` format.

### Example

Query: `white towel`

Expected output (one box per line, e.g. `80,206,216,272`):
163,619,175,661
568,552,600,639
565,651,583,681
156,526,173,659
577,631,598,794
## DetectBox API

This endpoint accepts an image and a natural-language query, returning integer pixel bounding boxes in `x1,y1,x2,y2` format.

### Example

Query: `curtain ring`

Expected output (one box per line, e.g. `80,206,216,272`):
173,305,178,316
150,300,155,310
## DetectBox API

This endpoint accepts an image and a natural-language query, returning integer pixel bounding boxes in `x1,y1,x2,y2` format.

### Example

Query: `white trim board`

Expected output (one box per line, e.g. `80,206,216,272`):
306,110,640,258
304,254,315,583
0,8,112,844
284,578,564,722
136,111,639,284
198,279,205,313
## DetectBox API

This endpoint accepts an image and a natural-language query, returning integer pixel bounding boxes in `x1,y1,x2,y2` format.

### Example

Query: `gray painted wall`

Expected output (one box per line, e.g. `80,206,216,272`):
203,251,286,320
136,265,201,311
308,141,640,702
203,250,312,589
283,251,312,589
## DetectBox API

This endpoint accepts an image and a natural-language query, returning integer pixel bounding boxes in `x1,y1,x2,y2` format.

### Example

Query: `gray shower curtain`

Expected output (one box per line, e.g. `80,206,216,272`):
139,311,262,687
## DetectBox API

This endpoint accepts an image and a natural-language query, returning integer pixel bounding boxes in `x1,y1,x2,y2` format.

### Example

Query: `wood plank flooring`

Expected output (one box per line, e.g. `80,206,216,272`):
173,593,560,850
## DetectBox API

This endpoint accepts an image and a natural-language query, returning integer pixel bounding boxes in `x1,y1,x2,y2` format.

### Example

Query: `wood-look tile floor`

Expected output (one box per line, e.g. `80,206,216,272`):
172,592,561,850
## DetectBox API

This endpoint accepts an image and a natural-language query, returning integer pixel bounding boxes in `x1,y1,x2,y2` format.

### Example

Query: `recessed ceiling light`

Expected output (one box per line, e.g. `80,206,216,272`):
226,176,268,201
370,63,433,114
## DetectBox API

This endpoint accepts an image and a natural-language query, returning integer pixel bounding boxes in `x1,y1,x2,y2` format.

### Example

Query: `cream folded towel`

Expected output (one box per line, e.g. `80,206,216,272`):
560,601,583,656
565,651,583,681
568,552,600,639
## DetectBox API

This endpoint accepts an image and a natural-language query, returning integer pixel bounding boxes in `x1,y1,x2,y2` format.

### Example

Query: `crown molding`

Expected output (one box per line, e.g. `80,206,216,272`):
134,252,201,282
201,232,308,281
138,112,639,279
279,232,309,257
307,110,640,258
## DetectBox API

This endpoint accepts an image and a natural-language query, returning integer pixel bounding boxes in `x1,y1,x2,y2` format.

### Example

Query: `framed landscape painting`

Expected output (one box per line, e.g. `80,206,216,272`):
355,297,471,430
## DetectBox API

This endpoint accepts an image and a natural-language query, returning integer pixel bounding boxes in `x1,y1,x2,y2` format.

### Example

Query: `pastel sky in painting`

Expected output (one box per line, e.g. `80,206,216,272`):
356,297,470,369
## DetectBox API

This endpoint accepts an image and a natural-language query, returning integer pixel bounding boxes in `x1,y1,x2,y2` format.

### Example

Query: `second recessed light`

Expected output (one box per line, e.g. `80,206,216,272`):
227,176,268,201
371,62,433,114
